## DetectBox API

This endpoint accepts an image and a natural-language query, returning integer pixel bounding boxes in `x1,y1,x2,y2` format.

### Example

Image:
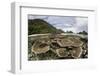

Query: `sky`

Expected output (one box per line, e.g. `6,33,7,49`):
28,15,88,33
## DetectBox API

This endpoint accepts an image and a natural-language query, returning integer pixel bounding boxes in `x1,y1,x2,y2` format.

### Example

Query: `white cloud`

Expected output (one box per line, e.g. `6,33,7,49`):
75,17,88,26
51,17,88,33
28,15,48,20
63,27,77,33
53,24,77,32
74,17,88,33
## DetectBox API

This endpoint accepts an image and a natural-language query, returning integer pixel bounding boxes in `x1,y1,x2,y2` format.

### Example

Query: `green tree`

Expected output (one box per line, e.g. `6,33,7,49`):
78,31,88,35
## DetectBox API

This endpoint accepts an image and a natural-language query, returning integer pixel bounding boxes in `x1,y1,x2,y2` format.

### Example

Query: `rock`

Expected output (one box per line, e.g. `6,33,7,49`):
70,47,83,58
56,48,69,57
31,40,50,54
56,37,83,47
30,34,87,59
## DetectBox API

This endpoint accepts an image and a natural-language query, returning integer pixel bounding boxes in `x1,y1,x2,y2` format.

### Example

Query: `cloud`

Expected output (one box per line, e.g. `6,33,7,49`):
28,15,48,20
75,17,88,26
52,17,88,33
46,16,76,25
74,17,88,33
